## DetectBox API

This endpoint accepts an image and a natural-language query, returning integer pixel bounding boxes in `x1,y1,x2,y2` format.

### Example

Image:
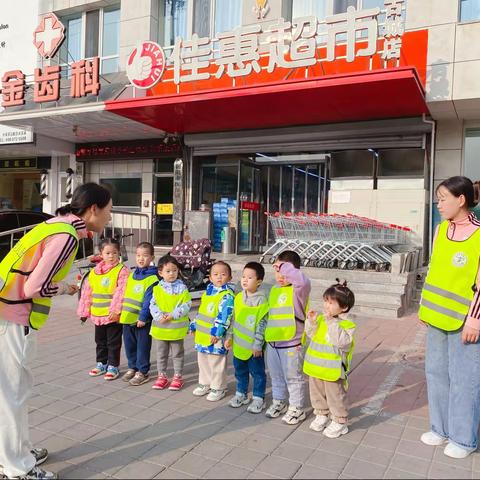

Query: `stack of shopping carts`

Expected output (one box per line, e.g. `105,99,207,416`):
259,212,411,272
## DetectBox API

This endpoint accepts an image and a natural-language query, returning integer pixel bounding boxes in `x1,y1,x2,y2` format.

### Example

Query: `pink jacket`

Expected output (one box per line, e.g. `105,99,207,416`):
0,214,88,327
77,260,129,326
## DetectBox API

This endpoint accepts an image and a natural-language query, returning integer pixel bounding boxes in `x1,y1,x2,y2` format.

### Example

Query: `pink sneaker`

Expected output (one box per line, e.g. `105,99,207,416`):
152,374,169,390
169,374,184,391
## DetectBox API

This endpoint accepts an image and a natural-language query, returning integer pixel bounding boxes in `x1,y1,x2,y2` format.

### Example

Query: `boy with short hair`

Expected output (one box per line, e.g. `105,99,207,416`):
226,262,269,413
265,250,311,425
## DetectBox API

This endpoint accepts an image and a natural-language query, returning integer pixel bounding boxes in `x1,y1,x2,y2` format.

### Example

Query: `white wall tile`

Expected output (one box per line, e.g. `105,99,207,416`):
453,59,480,100
113,160,128,173
455,22,480,63
426,63,453,102
434,149,462,180
436,119,464,150
99,161,114,174
405,0,458,30
427,23,456,66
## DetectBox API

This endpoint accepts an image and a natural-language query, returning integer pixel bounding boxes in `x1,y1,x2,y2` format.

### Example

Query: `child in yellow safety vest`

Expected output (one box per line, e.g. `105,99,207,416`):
225,262,269,413
120,242,159,386
190,261,235,402
150,254,192,391
77,238,130,380
304,279,356,439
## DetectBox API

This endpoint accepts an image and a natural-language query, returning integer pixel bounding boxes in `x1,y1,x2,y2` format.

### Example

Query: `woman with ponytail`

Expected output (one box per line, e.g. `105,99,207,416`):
0,183,112,480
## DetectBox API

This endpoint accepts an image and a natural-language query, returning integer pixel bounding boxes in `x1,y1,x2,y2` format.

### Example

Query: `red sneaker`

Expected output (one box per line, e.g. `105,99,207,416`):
152,374,169,390
169,374,184,391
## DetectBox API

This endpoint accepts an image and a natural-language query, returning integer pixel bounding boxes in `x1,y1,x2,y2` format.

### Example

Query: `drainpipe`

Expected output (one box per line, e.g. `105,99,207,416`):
422,113,436,259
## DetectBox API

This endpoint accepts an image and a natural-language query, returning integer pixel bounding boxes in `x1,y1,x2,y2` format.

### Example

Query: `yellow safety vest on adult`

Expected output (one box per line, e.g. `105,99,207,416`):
265,285,297,342
232,293,269,360
150,286,192,340
195,290,231,347
419,220,480,331
88,263,124,317
120,273,158,324
303,314,356,383
0,221,79,329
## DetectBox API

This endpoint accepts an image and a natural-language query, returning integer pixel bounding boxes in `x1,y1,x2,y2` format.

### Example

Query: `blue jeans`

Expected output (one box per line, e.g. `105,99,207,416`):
122,324,152,375
425,324,480,450
233,354,266,399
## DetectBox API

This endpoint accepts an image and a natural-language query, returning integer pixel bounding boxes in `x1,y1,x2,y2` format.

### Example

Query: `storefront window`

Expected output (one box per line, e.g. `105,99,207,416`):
281,165,293,212
293,167,306,213
306,165,320,213
100,178,142,210
102,7,121,73
464,129,480,181
460,0,480,22
163,0,189,46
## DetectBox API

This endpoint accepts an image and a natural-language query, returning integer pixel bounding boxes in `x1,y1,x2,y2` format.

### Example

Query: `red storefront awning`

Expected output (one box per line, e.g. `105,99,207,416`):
105,67,429,135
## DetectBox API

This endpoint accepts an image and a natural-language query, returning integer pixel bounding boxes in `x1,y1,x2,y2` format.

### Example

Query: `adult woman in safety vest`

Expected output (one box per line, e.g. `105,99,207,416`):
419,176,480,460
0,183,112,480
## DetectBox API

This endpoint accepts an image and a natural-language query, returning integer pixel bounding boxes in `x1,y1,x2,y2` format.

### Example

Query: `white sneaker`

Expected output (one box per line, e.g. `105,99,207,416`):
444,442,474,459
282,406,307,425
229,392,250,408
420,431,448,446
265,399,288,418
206,389,226,402
192,384,211,396
309,415,330,432
247,396,266,414
323,420,348,438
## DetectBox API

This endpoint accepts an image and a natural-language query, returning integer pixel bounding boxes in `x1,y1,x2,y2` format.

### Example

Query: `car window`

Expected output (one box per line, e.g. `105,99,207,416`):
0,212,19,233
17,212,50,228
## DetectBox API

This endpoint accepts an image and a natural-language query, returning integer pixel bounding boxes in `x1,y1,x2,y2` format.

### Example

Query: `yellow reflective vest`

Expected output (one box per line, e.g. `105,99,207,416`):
195,290,231,348
89,264,124,317
150,285,191,340
0,221,78,330
265,285,297,342
120,272,158,324
303,314,356,384
419,220,480,331
232,292,269,360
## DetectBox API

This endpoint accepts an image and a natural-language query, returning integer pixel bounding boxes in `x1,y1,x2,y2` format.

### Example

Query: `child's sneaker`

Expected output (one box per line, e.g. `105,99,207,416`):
309,415,330,432
247,396,266,414
265,399,288,418
323,420,348,438
129,372,149,386
192,384,211,396
104,366,119,381
89,362,106,377
420,431,448,446
229,392,250,408
122,369,136,382
169,374,184,391
206,389,226,402
152,373,169,390
282,406,306,425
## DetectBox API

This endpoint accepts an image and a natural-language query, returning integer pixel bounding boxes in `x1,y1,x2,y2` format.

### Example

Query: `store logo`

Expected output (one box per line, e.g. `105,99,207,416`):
452,252,467,268
126,41,166,90
253,0,269,19
278,294,288,306
207,302,215,314
133,284,144,294
101,277,111,287
33,13,65,58
246,314,256,328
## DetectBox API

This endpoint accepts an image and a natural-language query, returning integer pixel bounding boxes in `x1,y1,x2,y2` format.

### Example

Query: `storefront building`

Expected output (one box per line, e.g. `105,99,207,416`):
0,0,479,256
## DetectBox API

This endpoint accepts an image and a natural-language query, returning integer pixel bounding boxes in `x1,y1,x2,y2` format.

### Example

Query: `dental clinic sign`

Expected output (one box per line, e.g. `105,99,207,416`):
128,0,405,88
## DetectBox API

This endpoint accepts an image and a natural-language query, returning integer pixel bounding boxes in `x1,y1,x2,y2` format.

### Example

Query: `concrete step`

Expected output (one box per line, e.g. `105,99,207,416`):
350,304,405,320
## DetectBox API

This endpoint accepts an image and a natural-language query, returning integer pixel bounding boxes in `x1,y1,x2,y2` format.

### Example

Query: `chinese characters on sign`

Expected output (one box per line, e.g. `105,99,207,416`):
160,0,404,86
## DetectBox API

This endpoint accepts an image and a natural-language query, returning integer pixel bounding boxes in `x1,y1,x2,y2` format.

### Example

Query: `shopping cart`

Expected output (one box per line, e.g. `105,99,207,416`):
260,212,411,272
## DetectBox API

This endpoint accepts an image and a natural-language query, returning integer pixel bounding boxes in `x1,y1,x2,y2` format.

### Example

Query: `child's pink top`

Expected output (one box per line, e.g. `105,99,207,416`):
77,260,129,326
0,214,88,327
432,213,480,331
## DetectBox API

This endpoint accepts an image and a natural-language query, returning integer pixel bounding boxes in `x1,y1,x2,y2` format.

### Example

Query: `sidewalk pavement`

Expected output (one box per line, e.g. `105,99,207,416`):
27,295,479,479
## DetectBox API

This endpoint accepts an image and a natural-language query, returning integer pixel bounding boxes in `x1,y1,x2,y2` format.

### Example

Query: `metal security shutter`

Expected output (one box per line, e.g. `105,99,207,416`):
185,117,431,156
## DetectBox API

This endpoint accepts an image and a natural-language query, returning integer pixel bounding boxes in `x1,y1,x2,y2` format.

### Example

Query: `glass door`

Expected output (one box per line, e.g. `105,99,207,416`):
153,174,174,246
238,162,262,253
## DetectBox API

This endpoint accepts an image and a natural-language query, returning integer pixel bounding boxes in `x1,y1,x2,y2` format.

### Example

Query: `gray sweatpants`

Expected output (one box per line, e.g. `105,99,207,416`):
156,339,184,376
266,343,308,409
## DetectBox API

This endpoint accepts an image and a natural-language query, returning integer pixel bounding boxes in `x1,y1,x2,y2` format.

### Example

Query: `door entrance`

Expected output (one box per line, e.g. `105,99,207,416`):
153,174,174,246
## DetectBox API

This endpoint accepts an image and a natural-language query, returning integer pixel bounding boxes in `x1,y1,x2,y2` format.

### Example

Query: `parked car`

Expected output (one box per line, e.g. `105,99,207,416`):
0,210,93,261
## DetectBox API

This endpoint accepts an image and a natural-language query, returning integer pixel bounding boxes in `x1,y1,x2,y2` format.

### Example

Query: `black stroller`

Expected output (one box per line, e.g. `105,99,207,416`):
170,238,214,292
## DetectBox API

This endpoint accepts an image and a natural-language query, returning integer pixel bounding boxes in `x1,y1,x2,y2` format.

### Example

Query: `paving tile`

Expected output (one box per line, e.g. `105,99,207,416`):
40,434,77,454
361,432,400,452
84,411,123,429
41,399,79,415
369,421,405,438
204,462,252,479
256,455,302,478
247,472,281,479
52,442,103,464
154,468,196,479
169,452,214,476
83,428,128,449
28,410,56,427
352,445,393,467
429,462,472,479
305,449,350,473
293,465,338,479
384,468,425,479
213,427,250,446
273,442,315,463
400,427,425,443
316,437,358,457
389,453,430,476
342,458,387,479
395,438,435,461
160,432,202,451
62,406,101,422
258,422,295,442
114,460,165,479
192,439,234,461
432,446,474,470
111,436,159,459
84,451,129,476
406,416,430,431
35,415,77,434
29,428,53,443
60,422,103,442
60,465,105,479
240,434,284,454
284,429,325,449
141,443,187,467
221,447,266,470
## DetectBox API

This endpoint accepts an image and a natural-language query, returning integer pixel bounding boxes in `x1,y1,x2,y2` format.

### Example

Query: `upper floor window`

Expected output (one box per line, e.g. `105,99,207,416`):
460,0,480,22
163,0,189,47
57,5,120,75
